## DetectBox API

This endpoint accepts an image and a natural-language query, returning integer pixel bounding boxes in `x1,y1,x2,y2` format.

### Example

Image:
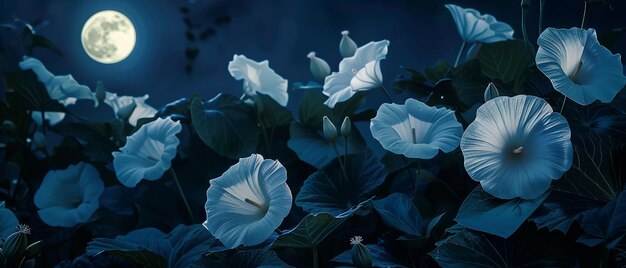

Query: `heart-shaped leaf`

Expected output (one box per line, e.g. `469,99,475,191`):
190,95,259,159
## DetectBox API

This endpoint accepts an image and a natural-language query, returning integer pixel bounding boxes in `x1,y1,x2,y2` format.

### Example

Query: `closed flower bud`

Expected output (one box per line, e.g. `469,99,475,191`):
484,82,500,102
2,120,16,135
340,116,351,137
95,81,106,107
350,236,372,268
116,101,137,120
3,224,30,262
322,116,337,142
307,51,331,83
33,132,46,150
339,30,358,58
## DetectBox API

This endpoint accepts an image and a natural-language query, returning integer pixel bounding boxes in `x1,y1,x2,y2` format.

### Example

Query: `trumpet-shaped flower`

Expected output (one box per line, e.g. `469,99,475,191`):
203,154,292,248
323,40,389,108
19,57,94,126
112,117,182,187
34,162,104,227
228,54,288,107
104,92,158,126
445,4,514,44
0,201,18,238
536,27,626,105
461,95,573,200
370,98,463,159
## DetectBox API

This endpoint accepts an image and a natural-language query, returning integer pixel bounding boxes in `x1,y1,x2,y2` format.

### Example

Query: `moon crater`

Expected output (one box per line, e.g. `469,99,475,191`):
81,10,136,64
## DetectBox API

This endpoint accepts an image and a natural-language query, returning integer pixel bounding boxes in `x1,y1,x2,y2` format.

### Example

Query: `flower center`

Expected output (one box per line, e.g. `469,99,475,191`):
245,198,268,214
570,61,583,84
511,146,524,155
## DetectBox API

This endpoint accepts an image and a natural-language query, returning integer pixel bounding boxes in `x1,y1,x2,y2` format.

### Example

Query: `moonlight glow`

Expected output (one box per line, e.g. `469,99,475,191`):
81,10,136,64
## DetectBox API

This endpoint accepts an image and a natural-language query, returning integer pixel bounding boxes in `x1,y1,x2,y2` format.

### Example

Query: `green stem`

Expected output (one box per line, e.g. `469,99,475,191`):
343,136,348,166
581,1,588,29
331,142,349,184
539,0,546,34
599,247,610,268
521,0,536,53
312,246,319,268
454,42,466,67
169,169,196,223
379,85,396,104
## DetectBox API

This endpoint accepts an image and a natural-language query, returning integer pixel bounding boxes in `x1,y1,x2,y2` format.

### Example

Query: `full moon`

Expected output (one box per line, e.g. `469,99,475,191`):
81,10,136,64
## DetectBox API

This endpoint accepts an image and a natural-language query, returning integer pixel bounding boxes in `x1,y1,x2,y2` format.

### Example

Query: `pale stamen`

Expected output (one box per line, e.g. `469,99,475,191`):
412,128,417,144
245,198,268,214
512,146,524,154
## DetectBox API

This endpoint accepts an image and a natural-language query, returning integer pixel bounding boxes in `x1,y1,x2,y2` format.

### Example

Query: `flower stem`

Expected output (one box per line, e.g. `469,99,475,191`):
312,246,319,268
539,0,546,33
599,247,610,268
414,160,422,197
379,85,396,104
454,42,466,67
581,1,588,29
559,97,567,114
257,114,272,156
169,169,196,224
331,142,349,184
521,0,536,53
343,136,348,167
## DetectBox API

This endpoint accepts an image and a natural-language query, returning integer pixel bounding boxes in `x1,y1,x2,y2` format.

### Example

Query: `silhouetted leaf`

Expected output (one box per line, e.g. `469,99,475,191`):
190,95,259,159
297,90,366,128
529,191,601,233
425,60,451,83
229,249,292,268
332,244,409,268
287,122,368,169
554,138,622,202
296,153,387,215
391,67,431,97
475,40,532,93
373,193,443,237
430,227,573,268
578,191,626,249
455,186,549,238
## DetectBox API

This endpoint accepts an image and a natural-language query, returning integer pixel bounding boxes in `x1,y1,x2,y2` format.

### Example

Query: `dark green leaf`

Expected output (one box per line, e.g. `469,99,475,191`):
297,90,366,128
391,67,431,96
3,70,66,112
429,227,573,268
332,244,409,268
87,228,170,268
529,191,601,233
272,204,367,249
554,138,622,202
229,249,293,268
475,40,533,93
425,60,452,83
455,186,549,238
256,93,293,128
32,34,63,56
167,224,223,268
190,95,259,159
451,59,490,107
296,153,387,215
373,193,443,237
578,191,626,249
287,122,368,169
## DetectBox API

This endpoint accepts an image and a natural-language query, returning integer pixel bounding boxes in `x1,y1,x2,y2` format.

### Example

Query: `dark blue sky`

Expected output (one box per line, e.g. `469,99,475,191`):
1,0,624,109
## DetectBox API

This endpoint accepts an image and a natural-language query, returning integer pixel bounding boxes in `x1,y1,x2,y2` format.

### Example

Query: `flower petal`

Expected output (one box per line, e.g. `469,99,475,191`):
536,27,626,105
228,55,288,106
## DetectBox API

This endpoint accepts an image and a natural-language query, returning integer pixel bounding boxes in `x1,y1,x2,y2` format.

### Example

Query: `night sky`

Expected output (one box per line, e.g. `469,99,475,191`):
1,0,624,136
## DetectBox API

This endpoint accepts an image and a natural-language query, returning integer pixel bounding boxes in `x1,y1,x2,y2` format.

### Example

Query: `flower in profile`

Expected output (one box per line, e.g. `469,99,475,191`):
203,154,292,248
34,162,104,227
445,4,514,43
323,40,389,108
19,57,94,126
112,117,182,187
461,95,573,199
104,92,158,126
536,27,626,106
370,98,463,159
0,201,18,238
228,54,288,107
